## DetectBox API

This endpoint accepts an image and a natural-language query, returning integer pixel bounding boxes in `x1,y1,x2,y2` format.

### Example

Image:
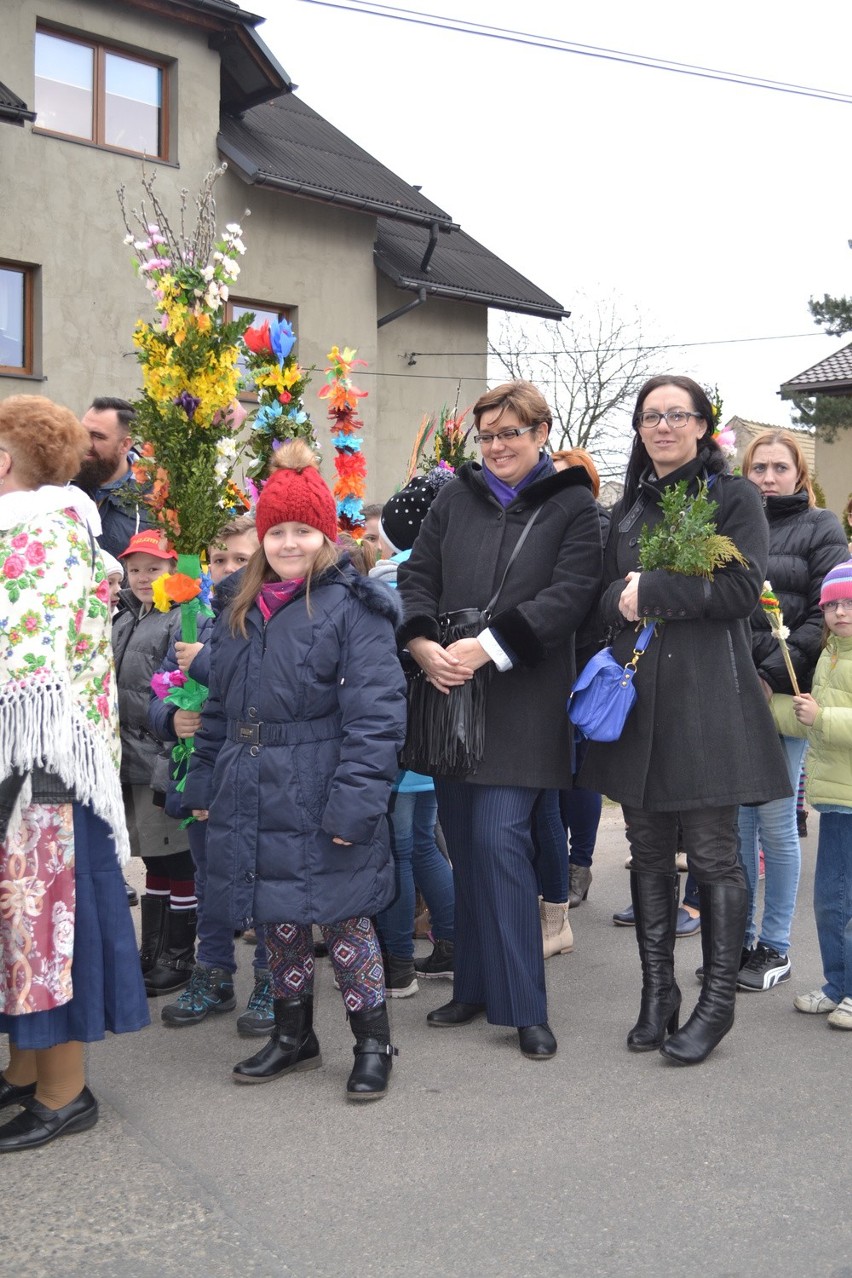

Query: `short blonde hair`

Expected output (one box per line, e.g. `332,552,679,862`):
742,429,816,506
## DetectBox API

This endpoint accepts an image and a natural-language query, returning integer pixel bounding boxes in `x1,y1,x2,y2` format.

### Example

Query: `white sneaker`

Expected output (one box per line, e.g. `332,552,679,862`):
794,989,839,1014
827,997,852,1030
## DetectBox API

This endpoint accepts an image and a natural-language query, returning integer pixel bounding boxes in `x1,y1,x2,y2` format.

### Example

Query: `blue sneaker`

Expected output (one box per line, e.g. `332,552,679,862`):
675,907,701,938
236,968,275,1037
161,964,236,1026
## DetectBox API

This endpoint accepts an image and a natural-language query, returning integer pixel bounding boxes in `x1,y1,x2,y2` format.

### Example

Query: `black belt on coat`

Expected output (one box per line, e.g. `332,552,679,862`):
226,715,341,746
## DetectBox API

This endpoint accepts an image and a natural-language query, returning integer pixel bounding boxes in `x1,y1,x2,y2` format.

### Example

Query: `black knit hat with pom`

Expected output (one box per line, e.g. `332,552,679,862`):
380,466,455,552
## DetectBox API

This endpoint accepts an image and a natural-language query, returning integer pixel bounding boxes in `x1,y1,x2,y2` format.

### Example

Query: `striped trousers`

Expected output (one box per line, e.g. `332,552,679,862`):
434,780,547,1027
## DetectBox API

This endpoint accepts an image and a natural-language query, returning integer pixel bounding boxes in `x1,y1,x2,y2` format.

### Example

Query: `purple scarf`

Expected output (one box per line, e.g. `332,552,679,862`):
481,454,554,508
257,577,305,621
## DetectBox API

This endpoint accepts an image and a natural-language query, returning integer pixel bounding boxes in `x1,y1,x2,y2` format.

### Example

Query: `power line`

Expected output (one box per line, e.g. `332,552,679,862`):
296,0,852,105
408,331,829,358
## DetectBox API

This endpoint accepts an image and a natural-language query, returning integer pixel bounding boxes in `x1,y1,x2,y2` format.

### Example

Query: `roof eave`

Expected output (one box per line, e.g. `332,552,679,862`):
781,380,852,399
375,258,569,321
218,133,458,228
0,104,37,125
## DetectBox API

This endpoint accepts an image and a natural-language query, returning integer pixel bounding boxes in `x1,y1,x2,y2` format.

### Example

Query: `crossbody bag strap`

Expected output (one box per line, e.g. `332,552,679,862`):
482,505,544,621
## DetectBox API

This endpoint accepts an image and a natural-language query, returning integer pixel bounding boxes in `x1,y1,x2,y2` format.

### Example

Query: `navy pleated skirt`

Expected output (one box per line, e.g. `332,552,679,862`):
0,803,150,1048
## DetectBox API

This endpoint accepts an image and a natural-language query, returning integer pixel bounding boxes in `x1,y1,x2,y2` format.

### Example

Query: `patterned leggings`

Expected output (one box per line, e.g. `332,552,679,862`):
265,916,385,1013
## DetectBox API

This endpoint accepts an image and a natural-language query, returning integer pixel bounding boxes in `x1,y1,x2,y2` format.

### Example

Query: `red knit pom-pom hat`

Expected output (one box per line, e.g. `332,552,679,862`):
255,465,338,542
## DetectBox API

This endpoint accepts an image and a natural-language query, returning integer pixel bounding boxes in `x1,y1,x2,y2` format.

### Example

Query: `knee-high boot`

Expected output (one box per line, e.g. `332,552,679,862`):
627,871,681,1051
232,996,321,1083
660,881,748,1066
138,894,167,975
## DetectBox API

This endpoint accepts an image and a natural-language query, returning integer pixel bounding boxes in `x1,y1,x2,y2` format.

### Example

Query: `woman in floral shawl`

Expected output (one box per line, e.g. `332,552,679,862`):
0,395,148,1153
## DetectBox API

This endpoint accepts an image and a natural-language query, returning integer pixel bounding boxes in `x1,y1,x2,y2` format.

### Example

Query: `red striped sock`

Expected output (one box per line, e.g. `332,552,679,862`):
170,879,197,912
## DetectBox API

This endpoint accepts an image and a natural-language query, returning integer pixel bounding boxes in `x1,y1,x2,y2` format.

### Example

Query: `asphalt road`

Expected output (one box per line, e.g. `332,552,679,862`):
3,808,851,1278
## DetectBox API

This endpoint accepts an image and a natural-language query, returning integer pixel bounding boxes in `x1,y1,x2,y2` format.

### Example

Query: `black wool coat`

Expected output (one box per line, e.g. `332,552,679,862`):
397,461,602,789
181,565,407,930
749,491,848,694
580,453,791,812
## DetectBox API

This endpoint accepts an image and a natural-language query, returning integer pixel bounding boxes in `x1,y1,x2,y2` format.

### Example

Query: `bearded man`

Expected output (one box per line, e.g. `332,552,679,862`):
75,397,153,558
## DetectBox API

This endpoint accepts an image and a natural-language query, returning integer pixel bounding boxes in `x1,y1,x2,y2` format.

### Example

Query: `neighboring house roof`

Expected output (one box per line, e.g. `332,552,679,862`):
0,80,37,126
119,0,290,112
374,219,569,321
220,93,568,318
219,95,456,227
781,343,852,398
725,415,815,472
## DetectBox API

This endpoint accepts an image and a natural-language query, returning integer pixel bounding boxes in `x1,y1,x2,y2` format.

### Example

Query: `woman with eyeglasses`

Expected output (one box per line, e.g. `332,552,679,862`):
735,430,847,993
581,375,790,1066
397,381,601,1059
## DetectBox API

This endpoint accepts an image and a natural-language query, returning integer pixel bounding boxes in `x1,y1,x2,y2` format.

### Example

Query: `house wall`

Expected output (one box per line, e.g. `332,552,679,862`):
373,276,486,500
1,0,488,510
814,436,852,522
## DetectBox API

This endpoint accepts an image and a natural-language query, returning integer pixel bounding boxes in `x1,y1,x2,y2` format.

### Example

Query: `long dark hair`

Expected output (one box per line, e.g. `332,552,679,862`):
622,375,725,507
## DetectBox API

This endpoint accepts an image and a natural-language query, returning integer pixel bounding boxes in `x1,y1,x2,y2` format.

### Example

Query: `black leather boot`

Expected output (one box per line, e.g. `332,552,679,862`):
627,871,681,1052
347,1002,397,1101
232,997,321,1083
138,893,167,975
660,881,748,1066
144,909,197,996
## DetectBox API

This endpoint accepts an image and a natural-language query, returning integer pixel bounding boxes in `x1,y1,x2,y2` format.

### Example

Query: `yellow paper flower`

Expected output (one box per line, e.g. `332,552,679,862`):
151,573,173,613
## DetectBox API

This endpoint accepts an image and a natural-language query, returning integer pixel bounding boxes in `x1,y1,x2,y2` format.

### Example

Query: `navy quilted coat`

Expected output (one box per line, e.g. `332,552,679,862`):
182,564,407,929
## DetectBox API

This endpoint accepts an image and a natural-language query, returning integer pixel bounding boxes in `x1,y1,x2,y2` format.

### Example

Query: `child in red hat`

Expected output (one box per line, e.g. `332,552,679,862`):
183,441,407,1101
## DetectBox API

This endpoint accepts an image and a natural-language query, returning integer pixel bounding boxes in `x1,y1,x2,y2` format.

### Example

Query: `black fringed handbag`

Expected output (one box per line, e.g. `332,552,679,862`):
400,508,542,778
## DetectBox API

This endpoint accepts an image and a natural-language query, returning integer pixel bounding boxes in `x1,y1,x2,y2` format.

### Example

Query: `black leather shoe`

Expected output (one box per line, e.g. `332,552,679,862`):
0,1087,98,1152
0,1076,37,1111
426,1000,486,1027
518,1023,557,1059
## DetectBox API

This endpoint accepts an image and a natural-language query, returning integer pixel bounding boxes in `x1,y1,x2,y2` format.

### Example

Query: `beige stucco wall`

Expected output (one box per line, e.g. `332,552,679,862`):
814,435,852,522
372,276,486,500
1,0,488,508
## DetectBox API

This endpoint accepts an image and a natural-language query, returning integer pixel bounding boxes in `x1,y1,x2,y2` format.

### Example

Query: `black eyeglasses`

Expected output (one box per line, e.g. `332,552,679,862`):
474,425,540,446
636,410,703,431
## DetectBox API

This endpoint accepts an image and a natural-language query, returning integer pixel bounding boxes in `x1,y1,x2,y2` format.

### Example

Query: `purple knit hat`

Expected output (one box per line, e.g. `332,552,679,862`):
820,559,852,606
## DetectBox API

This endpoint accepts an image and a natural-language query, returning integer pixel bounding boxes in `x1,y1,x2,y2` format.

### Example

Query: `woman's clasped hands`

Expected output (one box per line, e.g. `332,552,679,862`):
407,636,488,695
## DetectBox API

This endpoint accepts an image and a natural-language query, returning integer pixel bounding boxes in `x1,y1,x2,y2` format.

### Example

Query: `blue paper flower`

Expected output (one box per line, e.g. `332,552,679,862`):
255,401,283,431
270,318,296,366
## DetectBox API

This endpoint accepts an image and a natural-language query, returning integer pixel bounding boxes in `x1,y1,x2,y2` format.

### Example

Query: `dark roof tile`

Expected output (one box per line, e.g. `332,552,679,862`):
782,343,852,396
219,95,454,226
375,219,568,320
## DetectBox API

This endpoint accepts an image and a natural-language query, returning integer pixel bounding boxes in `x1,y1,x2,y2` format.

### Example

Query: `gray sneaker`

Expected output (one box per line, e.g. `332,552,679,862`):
236,969,274,1037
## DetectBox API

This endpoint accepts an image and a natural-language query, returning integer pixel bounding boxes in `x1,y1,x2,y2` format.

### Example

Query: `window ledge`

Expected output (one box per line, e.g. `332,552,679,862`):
31,128,178,168
0,370,45,381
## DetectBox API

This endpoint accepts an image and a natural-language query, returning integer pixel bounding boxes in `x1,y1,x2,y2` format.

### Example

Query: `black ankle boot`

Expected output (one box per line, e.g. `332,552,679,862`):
660,881,748,1066
232,997,321,1083
138,894,167,975
627,871,681,1052
347,1002,397,1101
144,909,197,996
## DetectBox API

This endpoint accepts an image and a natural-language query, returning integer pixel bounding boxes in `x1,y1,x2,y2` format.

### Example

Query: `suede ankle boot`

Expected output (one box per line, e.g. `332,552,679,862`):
144,909,197,996
627,871,681,1051
660,881,748,1066
346,1002,397,1101
232,996,321,1083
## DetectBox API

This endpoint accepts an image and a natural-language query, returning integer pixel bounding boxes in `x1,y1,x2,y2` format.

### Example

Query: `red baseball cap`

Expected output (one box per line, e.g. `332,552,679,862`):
118,529,177,560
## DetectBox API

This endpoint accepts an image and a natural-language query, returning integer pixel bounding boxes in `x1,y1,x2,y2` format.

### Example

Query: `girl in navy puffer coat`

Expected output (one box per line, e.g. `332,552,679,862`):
183,444,407,1102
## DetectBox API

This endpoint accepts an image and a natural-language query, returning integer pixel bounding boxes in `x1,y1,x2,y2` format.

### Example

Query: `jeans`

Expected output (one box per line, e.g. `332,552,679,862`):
375,790,454,959
559,736,603,869
532,789,568,901
813,812,852,1004
737,735,807,954
189,818,267,974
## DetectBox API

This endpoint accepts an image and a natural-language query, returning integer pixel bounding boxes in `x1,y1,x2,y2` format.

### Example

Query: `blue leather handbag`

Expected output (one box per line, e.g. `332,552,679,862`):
568,622,656,742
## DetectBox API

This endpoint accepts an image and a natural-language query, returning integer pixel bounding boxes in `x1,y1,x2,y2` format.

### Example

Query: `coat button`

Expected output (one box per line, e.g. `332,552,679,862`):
248,707,257,718
678,609,686,617
249,745,259,757
245,870,255,883
665,609,674,617
628,537,638,547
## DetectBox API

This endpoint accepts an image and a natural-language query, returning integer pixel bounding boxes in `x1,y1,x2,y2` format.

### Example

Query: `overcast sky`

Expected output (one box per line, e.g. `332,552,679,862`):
247,0,852,431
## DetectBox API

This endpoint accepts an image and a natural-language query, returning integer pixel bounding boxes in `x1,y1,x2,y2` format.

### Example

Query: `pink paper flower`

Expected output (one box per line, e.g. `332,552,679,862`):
25,541,46,565
3,555,25,579
11,533,28,549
